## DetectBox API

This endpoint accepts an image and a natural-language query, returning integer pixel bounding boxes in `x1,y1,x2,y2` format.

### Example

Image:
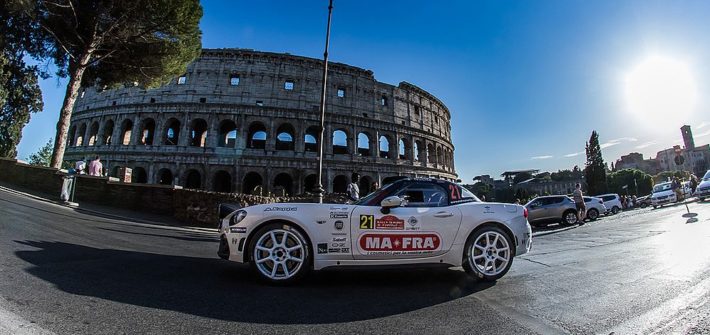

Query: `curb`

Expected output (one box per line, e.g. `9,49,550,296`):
0,185,218,233
532,224,580,237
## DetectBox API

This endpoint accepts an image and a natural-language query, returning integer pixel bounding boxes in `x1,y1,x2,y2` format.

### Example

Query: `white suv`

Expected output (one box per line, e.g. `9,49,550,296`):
598,194,622,214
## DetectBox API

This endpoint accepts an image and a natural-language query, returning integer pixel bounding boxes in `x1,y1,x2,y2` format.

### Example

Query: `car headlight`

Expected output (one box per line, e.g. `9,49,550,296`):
230,210,247,226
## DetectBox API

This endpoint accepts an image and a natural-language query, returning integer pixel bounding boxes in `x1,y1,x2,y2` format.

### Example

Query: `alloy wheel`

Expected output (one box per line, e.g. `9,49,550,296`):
253,229,305,280
469,231,511,277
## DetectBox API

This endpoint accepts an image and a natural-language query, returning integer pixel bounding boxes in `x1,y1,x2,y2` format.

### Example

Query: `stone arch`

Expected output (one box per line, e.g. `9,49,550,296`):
120,119,133,145
76,123,87,146
247,122,267,149
212,170,232,193
427,143,435,164
437,146,444,166
304,174,318,193
379,135,391,158
398,138,408,160
184,169,202,189
68,125,77,147
357,132,371,156
189,118,208,147
359,175,373,196
304,126,319,152
332,129,348,154
132,167,148,183
102,120,114,145
111,165,121,178
163,118,181,145
333,174,348,193
139,118,156,145
273,173,294,196
242,171,263,195
88,122,99,146
275,123,296,151
157,168,173,185
414,140,423,161
218,120,238,148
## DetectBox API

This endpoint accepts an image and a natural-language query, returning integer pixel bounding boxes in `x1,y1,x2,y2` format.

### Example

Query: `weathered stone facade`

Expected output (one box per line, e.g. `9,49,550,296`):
64,49,456,196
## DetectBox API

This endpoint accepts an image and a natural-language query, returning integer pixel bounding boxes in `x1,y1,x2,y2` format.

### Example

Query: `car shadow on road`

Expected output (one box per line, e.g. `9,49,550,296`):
14,240,494,324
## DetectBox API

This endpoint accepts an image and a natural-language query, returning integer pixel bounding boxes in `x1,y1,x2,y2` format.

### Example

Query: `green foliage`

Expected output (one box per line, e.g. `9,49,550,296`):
550,166,584,181
27,138,53,166
607,168,653,196
584,131,608,195
512,172,534,184
466,182,493,200
653,171,691,184
0,2,44,158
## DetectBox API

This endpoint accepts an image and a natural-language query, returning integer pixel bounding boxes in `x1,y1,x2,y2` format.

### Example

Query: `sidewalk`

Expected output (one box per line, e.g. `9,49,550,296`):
0,182,217,232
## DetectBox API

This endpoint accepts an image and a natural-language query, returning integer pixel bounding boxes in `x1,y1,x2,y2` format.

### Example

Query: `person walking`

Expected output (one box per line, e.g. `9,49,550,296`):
88,156,103,176
572,183,585,224
690,174,699,196
74,158,86,174
346,173,360,204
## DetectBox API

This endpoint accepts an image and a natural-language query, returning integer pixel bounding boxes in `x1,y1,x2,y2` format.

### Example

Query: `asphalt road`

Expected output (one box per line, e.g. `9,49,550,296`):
1,188,709,335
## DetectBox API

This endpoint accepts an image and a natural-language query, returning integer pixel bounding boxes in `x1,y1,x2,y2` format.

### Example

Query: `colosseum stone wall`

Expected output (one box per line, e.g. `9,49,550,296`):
64,48,456,196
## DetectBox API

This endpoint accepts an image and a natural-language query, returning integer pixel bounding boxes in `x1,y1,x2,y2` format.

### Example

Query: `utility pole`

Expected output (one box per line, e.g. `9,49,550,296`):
315,0,334,204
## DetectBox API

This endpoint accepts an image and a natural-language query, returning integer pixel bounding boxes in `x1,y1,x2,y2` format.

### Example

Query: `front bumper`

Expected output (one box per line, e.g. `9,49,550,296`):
695,187,710,197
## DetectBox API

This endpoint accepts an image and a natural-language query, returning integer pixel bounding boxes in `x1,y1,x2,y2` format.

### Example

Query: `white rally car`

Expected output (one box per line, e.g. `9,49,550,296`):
218,178,532,284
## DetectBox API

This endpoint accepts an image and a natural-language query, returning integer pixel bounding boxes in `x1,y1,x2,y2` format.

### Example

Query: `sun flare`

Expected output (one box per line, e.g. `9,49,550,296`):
624,55,697,127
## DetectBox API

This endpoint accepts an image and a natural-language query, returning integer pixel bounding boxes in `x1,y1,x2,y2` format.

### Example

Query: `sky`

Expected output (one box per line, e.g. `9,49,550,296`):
16,0,710,183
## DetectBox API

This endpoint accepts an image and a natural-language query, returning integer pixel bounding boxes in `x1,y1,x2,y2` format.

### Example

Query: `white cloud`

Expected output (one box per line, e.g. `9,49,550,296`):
635,141,657,149
564,151,584,157
531,155,553,160
697,121,710,129
696,129,710,138
600,141,622,149
609,137,638,142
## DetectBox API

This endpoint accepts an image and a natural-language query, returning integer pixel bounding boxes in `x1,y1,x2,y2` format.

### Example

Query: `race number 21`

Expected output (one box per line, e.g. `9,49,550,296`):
360,215,374,229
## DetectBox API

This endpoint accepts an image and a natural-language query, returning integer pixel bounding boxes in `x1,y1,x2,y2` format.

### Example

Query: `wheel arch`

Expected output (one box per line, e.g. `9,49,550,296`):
244,219,314,266
465,221,517,257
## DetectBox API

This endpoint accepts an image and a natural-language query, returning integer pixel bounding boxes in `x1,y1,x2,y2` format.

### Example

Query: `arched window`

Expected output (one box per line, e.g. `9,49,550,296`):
184,169,202,189
68,125,77,147
121,120,133,145
242,171,263,195
414,141,422,161
427,143,435,164
398,138,408,160
88,122,99,146
139,118,155,145
332,129,348,154
76,123,87,146
304,174,318,193
357,132,370,156
218,120,238,148
379,135,390,158
437,146,444,166
164,119,180,145
359,175,373,197
213,171,232,193
304,126,319,152
273,173,294,196
275,123,295,150
189,119,208,147
102,120,114,145
247,122,267,149
333,175,348,193
132,167,148,183
157,168,173,185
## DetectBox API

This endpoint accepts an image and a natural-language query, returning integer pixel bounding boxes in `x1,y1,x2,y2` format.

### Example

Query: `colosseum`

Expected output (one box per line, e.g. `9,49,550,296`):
64,48,456,196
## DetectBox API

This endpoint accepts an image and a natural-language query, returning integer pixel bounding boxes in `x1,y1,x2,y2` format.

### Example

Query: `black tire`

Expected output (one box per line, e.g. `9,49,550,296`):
463,225,514,282
248,223,311,284
562,210,578,225
612,206,620,215
700,197,705,202
587,208,599,221
640,202,648,208
652,205,658,209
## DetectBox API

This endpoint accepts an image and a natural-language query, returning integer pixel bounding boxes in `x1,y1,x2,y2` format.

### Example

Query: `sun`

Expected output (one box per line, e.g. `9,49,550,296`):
624,55,698,127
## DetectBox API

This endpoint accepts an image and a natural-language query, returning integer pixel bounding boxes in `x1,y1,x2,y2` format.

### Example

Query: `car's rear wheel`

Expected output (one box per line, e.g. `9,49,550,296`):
612,206,620,214
587,208,599,221
249,223,311,284
463,226,513,281
562,210,578,225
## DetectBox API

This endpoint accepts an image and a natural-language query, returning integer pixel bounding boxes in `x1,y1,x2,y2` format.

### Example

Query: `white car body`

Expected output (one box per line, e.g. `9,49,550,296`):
583,196,607,220
217,179,532,283
695,170,710,200
598,194,622,214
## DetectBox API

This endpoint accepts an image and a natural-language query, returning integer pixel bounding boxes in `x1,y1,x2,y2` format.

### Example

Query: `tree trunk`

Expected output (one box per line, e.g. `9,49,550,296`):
50,52,92,169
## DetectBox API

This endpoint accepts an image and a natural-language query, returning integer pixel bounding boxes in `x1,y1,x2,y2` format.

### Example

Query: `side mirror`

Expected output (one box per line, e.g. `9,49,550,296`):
380,196,403,214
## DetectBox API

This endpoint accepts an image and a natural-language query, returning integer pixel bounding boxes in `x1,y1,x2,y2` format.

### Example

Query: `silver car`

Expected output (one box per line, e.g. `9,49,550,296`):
583,196,606,220
525,195,579,227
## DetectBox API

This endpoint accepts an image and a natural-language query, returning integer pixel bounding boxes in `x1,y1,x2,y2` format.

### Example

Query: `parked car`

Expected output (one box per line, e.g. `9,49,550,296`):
217,178,532,283
651,182,675,208
598,194,622,214
636,194,652,208
525,195,579,226
583,196,606,220
694,170,710,201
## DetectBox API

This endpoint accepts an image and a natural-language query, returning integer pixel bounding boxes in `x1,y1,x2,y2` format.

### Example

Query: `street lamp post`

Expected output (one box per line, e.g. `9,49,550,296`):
315,0,334,204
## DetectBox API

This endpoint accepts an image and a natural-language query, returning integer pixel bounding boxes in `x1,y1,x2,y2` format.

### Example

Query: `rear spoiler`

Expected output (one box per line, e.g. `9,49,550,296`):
218,203,241,220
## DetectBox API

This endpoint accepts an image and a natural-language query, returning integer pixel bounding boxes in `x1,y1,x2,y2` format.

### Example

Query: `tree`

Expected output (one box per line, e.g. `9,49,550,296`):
584,131,608,195
607,169,653,196
653,171,691,184
27,138,53,166
0,2,45,158
512,171,534,185
14,0,202,168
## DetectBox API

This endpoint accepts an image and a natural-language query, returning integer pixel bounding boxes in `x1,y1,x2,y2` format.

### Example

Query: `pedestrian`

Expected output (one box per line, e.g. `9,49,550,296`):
88,155,103,176
672,177,682,201
572,183,585,224
690,174,699,195
74,158,86,174
513,198,521,205
371,181,380,191
631,195,637,208
346,173,360,204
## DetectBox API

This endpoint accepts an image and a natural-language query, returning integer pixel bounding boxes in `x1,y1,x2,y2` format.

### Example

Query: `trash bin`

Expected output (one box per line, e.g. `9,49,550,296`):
61,175,75,202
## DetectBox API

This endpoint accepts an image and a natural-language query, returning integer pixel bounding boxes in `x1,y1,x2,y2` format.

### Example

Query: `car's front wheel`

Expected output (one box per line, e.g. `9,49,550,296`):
463,226,514,281
612,206,620,214
249,223,311,284
587,208,599,221
562,210,578,225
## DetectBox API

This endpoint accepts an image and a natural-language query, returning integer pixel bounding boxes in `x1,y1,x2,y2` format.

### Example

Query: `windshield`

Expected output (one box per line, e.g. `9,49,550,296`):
704,171,710,181
353,182,398,206
653,183,671,193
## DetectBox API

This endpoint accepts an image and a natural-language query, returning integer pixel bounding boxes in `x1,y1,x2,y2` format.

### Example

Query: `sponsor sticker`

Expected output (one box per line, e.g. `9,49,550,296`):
330,206,348,211
358,233,441,255
328,247,350,253
483,205,494,214
330,212,349,219
375,215,405,230
334,220,344,230
406,216,420,230
332,237,347,242
360,215,374,229
264,207,297,212
229,227,247,233
317,243,328,254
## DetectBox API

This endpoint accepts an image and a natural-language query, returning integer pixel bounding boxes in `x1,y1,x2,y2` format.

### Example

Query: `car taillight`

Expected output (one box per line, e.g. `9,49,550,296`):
523,207,528,218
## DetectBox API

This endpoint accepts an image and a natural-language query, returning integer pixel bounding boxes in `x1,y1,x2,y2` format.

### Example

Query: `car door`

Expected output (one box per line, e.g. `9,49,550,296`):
527,199,546,222
350,182,462,260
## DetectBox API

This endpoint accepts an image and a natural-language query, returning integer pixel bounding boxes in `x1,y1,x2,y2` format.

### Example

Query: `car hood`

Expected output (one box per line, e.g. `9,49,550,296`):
652,190,674,198
698,180,710,188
